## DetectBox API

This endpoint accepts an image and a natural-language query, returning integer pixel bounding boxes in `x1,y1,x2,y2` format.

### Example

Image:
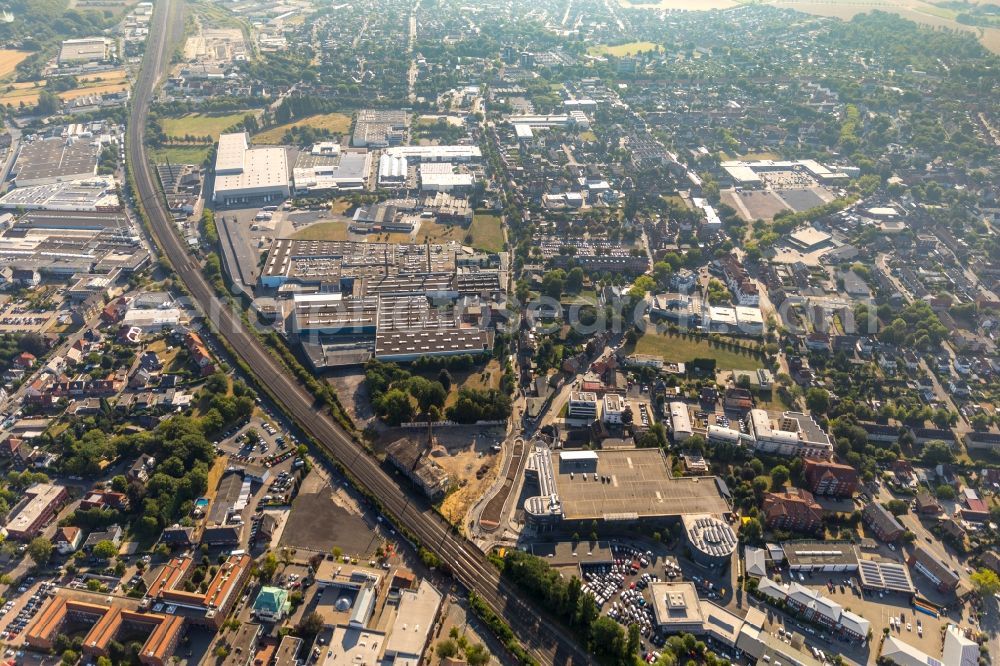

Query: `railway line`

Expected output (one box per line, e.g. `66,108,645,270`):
126,1,591,664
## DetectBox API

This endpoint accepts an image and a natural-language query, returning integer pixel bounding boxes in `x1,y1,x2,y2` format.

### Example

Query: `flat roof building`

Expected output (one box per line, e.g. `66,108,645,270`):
6,483,68,540
683,514,737,567
524,446,730,526
383,145,482,162
0,177,120,212
669,402,692,442
383,580,442,661
857,559,915,594
58,37,110,64
293,149,370,193
324,626,386,666
567,391,599,420
213,133,289,205
782,541,858,572
13,138,100,187
749,409,833,459
650,582,704,633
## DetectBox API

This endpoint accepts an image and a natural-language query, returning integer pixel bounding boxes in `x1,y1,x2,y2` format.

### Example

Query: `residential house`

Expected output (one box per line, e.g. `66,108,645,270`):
762,488,824,533
908,546,960,593
804,459,858,497
862,503,905,542
54,526,83,554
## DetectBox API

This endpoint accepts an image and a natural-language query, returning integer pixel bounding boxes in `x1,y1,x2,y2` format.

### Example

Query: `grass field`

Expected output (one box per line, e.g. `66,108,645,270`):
740,151,782,160
631,330,762,371
254,113,353,144
587,41,662,56
151,145,211,165
468,213,504,253
0,50,31,79
161,112,252,140
291,221,351,241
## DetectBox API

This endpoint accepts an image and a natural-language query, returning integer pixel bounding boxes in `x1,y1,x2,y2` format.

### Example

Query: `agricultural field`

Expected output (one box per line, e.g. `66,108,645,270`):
0,69,130,107
161,112,254,141
0,50,31,79
587,41,663,56
767,0,1000,53
254,112,353,144
630,329,763,371
617,0,738,9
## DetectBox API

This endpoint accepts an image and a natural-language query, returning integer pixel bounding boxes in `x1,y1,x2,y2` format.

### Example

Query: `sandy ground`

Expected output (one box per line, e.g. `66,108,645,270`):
434,428,506,529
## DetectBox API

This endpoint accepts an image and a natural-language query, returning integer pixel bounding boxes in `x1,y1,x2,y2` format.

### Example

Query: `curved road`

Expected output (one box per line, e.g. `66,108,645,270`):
127,2,590,664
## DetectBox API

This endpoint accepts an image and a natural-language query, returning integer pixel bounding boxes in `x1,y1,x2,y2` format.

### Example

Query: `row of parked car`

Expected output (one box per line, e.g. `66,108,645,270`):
1,582,53,641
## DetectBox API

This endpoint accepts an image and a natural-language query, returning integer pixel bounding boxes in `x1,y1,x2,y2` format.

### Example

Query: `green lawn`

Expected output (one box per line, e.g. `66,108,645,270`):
632,330,762,371
161,112,254,140
151,145,211,166
469,213,504,253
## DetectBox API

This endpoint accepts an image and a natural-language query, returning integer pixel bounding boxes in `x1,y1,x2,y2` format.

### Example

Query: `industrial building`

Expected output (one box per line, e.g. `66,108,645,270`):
12,137,100,187
292,144,370,193
262,239,500,366
0,177,120,212
5,483,69,540
212,132,289,205
378,154,407,186
58,37,111,65
351,109,407,147
383,145,482,163
523,446,730,527
418,163,475,192
683,514,737,567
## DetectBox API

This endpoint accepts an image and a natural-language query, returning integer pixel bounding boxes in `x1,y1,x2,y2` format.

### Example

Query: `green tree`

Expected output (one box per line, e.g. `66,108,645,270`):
770,465,790,491
922,440,955,465
542,269,566,299
971,569,1000,596
805,388,830,414
92,540,118,560
935,484,956,500
27,536,53,565
436,639,458,659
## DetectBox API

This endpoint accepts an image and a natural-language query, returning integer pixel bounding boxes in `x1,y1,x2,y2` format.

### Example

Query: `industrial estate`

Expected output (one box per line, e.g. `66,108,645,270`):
0,0,995,665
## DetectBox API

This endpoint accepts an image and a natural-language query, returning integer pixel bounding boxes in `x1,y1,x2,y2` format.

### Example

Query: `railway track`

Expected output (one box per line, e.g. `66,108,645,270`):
126,2,591,664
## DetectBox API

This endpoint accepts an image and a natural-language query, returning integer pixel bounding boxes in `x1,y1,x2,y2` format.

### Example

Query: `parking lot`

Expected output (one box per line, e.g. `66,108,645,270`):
576,543,725,659
0,580,54,645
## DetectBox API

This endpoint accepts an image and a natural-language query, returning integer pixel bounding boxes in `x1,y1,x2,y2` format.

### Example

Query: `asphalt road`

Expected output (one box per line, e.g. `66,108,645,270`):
126,2,591,664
